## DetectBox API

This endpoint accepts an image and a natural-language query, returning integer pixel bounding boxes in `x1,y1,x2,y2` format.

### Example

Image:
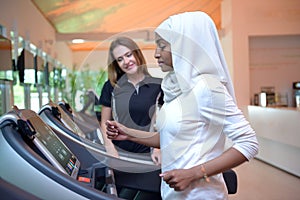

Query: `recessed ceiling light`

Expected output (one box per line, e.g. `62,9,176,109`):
72,39,85,43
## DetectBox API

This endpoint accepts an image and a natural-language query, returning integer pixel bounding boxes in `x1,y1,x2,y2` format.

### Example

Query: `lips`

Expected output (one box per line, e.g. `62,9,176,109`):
157,61,164,67
125,63,136,70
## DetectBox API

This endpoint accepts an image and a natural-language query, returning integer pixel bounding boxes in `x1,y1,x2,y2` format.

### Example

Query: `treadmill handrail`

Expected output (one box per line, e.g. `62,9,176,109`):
1,122,122,200
39,106,159,167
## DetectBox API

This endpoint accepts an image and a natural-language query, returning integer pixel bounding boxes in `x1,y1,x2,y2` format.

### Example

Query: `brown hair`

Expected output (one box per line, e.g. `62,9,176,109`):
107,37,150,87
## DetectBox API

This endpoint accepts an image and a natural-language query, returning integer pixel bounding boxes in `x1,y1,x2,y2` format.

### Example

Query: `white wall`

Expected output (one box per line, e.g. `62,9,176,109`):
55,42,73,69
244,106,300,177
222,0,300,107
249,35,300,107
72,51,107,71
0,0,72,68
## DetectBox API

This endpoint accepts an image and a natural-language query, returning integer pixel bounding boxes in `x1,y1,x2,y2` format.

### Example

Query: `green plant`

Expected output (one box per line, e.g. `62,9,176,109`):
64,65,107,112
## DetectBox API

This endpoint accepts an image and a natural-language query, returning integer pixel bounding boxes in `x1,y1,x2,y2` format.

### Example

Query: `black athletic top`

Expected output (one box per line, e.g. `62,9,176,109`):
99,75,164,153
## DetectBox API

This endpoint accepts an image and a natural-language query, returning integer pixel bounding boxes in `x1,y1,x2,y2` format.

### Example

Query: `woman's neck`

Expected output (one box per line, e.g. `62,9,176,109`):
127,73,145,86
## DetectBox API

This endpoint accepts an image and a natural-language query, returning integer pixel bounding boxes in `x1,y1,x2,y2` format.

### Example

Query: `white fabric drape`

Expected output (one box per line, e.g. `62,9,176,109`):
156,11,236,103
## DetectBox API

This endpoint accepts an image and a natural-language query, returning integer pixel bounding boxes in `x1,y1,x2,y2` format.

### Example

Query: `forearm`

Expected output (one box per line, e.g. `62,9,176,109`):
101,121,115,147
101,123,120,158
125,127,160,148
106,120,160,148
100,107,118,153
191,147,247,180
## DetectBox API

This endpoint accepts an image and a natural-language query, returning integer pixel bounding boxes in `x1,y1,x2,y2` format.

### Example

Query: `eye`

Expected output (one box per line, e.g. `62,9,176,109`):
125,51,133,58
158,42,166,50
116,57,123,62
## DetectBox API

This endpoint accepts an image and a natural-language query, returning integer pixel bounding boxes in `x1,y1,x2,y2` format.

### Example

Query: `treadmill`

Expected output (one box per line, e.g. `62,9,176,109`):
57,101,238,195
0,107,121,200
57,100,103,144
0,178,41,200
38,102,162,199
38,101,237,197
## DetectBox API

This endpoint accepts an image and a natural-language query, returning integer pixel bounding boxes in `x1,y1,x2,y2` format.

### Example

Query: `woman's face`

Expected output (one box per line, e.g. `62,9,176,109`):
154,33,173,72
112,45,138,75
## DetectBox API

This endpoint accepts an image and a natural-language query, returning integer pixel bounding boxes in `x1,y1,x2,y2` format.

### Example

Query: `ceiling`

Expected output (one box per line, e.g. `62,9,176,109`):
31,0,222,51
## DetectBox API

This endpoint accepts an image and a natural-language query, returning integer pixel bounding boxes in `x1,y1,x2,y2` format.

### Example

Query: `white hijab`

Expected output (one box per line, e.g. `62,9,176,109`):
155,11,236,103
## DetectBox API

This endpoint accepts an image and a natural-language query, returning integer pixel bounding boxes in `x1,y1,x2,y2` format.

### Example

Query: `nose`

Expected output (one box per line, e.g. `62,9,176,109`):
154,48,160,59
123,56,130,64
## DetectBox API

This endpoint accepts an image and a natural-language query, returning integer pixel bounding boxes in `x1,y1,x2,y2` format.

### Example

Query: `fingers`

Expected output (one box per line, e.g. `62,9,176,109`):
105,120,116,130
107,133,118,139
151,149,161,165
159,172,173,183
155,156,161,165
151,154,160,165
106,126,118,133
105,120,119,139
105,120,114,125
160,171,179,190
106,120,118,132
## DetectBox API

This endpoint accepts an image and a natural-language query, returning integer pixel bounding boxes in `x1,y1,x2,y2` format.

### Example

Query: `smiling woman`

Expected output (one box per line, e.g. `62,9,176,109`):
98,36,164,199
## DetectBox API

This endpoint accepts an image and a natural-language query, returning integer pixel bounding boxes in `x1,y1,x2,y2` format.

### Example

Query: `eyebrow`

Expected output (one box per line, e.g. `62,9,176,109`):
155,38,165,44
116,51,132,60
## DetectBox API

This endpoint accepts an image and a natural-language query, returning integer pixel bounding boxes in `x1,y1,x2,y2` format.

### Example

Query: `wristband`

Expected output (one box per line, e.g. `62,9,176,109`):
200,164,210,183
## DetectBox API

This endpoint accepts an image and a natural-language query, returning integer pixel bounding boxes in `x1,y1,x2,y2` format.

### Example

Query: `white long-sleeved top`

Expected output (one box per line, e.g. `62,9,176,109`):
156,75,259,200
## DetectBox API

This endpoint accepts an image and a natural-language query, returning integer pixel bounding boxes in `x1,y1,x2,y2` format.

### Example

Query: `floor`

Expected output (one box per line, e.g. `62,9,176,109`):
228,158,300,200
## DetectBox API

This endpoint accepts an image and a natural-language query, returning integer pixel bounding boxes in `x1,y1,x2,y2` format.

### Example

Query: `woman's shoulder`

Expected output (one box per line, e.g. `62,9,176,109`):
103,79,113,88
101,80,114,94
196,74,224,90
145,76,163,84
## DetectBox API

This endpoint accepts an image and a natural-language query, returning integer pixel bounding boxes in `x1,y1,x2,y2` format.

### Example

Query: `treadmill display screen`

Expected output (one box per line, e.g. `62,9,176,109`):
57,105,85,138
27,115,80,178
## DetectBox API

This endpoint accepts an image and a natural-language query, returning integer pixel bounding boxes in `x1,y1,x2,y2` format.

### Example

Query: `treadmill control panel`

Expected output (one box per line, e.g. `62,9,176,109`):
14,108,80,179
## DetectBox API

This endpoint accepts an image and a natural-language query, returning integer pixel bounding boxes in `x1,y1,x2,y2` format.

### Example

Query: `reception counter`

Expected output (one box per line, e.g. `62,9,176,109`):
242,106,300,177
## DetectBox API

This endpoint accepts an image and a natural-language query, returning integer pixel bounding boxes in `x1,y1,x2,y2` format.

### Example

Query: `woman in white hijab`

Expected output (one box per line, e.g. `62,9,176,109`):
106,11,258,200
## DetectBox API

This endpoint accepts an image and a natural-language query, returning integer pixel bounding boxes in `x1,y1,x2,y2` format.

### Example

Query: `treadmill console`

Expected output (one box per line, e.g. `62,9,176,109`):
46,101,86,138
14,108,80,179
